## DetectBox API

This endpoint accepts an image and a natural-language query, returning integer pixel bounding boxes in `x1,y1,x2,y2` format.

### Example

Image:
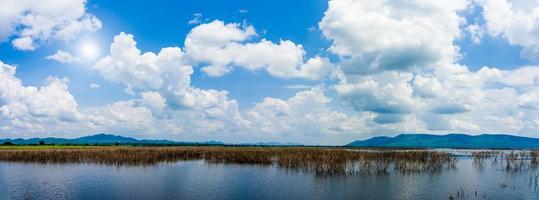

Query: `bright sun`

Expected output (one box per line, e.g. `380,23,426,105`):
79,41,101,60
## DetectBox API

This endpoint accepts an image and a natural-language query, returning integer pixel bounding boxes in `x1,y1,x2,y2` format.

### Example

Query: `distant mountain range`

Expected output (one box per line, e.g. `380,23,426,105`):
0,133,222,145
236,142,304,146
3,133,538,149
0,133,302,146
347,134,539,149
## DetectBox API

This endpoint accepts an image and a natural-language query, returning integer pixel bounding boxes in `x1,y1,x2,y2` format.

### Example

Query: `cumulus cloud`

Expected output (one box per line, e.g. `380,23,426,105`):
332,61,539,136
94,32,240,114
0,0,101,50
11,37,36,51
0,57,244,139
319,0,468,74
185,20,333,79
320,0,539,137
0,46,357,144
297,56,334,80
247,87,365,137
94,32,249,134
46,50,81,63
477,0,539,61
141,91,166,110
0,61,83,134
95,32,189,92
89,30,344,141
2,2,539,144
85,100,155,131
499,67,539,86
335,72,416,116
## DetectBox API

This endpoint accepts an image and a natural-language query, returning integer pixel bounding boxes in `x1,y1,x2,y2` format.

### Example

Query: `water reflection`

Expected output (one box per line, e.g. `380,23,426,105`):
0,153,538,199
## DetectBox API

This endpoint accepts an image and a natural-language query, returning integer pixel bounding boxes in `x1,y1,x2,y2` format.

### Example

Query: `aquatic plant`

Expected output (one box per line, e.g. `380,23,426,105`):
531,150,538,169
1,147,536,176
472,151,501,170
0,147,460,175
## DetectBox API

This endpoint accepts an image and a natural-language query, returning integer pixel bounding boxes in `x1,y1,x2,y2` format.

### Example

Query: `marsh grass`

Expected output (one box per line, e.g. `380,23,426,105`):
472,151,500,170
0,147,536,175
0,145,99,149
0,147,460,175
470,150,539,172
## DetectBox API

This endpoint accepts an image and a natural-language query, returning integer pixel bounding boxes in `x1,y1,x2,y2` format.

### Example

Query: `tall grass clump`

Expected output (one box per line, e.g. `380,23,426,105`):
471,151,501,170
530,150,538,169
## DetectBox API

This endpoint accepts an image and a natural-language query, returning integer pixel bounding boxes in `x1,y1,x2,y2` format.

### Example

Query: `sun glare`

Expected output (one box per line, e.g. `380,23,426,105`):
79,41,101,60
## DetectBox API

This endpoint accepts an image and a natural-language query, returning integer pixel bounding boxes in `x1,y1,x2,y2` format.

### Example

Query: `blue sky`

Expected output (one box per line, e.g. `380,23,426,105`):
2,0,332,107
0,0,538,144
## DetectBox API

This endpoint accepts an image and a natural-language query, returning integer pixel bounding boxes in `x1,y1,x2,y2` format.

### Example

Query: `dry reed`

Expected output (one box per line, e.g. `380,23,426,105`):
0,147,459,175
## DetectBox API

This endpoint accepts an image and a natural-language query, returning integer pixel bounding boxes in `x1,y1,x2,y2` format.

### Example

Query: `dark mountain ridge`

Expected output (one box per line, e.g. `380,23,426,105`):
347,133,539,149
0,133,299,146
0,133,204,145
2,133,537,149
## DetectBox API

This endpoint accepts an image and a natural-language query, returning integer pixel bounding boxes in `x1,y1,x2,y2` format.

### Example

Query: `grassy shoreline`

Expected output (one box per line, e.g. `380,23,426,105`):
0,146,536,175
0,146,457,175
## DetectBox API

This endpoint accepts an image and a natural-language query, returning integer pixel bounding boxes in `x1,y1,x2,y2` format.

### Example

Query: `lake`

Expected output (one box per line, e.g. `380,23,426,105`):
0,150,537,200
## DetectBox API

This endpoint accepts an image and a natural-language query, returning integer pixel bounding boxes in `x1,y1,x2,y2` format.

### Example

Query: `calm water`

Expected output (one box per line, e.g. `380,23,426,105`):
0,155,538,199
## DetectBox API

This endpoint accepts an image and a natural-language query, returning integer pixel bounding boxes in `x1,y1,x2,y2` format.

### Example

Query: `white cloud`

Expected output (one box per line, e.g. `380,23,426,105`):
247,87,365,137
477,0,539,60
0,61,83,135
95,32,188,92
499,66,539,86
46,50,81,63
0,50,361,143
335,71,416,116
89,83,100,89
188,13,203,25
297,56,334,80
11,37,36,51
85,100,157,133
331,61,539,136
2,5,539,144
319,0,468,74
318,0,539,138
284,84,313,90
185,20,333,79
0,57,245,139
186,20,256,51
0,0,101,50
449,119,481,132
466,23,485,44
141,91,166,110
94,32,240,113
94,32,249,133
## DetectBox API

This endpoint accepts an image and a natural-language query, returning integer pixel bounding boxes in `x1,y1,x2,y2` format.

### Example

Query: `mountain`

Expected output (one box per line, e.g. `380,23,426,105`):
347,134,539,149
0,133,302,146
237,142,304,146
75,134,140,144
0,133,220,145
